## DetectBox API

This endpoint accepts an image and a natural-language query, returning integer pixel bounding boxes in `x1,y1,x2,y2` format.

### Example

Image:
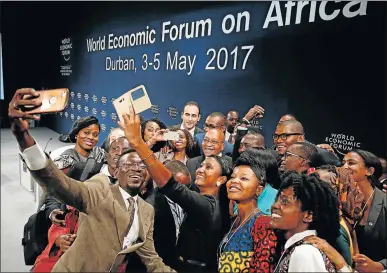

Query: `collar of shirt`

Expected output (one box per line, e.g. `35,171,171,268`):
100,164,112,177
225,131,231,141
284,230,317,250
180,123,195,137
119,186,138,208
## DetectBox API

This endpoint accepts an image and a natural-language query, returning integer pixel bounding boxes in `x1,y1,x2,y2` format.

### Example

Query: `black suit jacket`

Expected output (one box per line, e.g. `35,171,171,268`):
145,188,179,269
186,155,232,183
359,187,386,268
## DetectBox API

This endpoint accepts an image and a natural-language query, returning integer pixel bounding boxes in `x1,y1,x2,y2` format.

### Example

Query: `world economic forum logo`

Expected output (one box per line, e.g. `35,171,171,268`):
111,112,117,122
59,112,63,117
92,108,97,115
77,116,81,120
111,98,116,104
84,93,89,102
84,106,89,113
101,96,107,105
77,92,82,100
70,114,75,121
101,124,107,132
70,102,75,109
92,95,98,103
77,104,82,112
70,91,75,99
101,110,107,119
64,112,69,118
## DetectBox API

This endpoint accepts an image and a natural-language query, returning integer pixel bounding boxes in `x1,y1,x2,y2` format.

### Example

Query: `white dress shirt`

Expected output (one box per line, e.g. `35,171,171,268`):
225,131,231,142
284,230,328,272
180,123,195,137
100,164,111,176
20,141,140,250
119,187,140,249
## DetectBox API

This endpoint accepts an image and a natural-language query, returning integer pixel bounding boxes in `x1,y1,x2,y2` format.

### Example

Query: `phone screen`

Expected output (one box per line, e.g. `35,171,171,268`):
131,87,145,101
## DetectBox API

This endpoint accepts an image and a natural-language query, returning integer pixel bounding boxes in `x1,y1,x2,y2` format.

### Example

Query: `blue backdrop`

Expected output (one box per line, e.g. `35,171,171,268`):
45,1,386,157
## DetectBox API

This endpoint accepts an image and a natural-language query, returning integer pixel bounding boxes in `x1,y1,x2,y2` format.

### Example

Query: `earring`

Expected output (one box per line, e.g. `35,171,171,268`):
216,181,221,187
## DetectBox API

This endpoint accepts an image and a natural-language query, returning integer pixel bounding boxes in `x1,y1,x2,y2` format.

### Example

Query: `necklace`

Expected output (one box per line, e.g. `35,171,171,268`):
217,208,259,267
352,188,375,229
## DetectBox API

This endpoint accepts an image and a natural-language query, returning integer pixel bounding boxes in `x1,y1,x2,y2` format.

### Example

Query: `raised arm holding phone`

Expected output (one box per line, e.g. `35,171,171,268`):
9,88,174,272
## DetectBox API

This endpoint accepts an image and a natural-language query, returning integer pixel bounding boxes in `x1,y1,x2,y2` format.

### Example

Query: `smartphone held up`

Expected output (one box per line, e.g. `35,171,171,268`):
20,88,70,115
113,85,152,122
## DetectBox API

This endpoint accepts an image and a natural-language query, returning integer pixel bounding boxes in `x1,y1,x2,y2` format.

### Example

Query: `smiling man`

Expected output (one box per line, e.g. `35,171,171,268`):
100,136,131,183
187,129,231,182
177,101,203,137
8,88,174,272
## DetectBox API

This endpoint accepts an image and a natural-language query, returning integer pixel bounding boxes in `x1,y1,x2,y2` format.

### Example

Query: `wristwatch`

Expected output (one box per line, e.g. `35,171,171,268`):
241,118,250,125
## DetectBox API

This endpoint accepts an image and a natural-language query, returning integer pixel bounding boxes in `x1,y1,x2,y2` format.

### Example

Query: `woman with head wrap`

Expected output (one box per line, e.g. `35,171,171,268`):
53,116,106,174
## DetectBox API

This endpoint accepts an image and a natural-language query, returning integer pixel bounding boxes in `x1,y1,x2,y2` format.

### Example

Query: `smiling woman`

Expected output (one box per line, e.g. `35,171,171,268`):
53,116,107,174
270,171,341,272
218,149,277,273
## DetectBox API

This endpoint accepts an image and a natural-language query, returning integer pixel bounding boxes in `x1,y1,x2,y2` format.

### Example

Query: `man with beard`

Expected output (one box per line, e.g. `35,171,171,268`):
225,110,239,144
9,88,174,272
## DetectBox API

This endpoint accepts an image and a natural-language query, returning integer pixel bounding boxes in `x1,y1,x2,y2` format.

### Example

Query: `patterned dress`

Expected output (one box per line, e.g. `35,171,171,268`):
250,215,278,273
218,213,260,273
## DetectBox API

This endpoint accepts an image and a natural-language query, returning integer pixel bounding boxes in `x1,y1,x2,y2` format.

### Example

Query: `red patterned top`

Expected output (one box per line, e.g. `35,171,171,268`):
249,215,278,273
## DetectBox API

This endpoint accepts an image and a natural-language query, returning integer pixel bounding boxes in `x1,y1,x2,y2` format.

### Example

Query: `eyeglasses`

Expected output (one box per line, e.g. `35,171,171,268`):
284,151,307,160
118,162,147,171
275,194,297,206
272,133,303,141
203,138,221,146
204,123,223,130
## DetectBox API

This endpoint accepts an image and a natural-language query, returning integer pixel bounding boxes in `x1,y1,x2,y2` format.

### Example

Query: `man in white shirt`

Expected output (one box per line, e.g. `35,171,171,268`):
176,101,204,137
8,88,174,272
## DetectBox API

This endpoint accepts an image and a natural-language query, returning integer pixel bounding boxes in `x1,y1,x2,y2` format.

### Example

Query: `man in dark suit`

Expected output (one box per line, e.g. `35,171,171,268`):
9,88,174,272
174,101,203,137
192,112,234,157
187,128,232,182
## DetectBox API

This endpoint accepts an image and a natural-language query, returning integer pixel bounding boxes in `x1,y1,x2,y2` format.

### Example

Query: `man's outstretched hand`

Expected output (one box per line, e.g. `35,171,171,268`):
9,88,42,150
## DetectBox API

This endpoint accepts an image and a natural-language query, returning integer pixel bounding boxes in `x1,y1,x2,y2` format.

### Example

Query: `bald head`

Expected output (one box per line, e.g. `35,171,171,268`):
204,112,226,133
279,114,297,123
239,132,265,154
274,120,305,155
202,129,225,156
278,120,304,134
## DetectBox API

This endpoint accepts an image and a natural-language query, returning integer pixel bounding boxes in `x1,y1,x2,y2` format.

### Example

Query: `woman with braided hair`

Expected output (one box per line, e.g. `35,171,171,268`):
270,171,341,272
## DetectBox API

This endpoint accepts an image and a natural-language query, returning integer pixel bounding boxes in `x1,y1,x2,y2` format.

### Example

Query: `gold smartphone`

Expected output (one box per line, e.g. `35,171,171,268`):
21,88,70,114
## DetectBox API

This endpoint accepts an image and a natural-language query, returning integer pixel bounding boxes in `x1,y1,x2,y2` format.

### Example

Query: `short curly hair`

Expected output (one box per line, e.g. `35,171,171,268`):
278,171,341,246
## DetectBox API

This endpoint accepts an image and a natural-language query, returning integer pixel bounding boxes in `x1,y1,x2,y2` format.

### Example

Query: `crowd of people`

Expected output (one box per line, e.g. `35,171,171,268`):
9,88,387,272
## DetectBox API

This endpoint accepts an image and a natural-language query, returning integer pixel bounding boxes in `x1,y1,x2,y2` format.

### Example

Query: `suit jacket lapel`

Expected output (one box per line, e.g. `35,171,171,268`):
118,197,150,255
111,184,130,246
365,188,383,235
